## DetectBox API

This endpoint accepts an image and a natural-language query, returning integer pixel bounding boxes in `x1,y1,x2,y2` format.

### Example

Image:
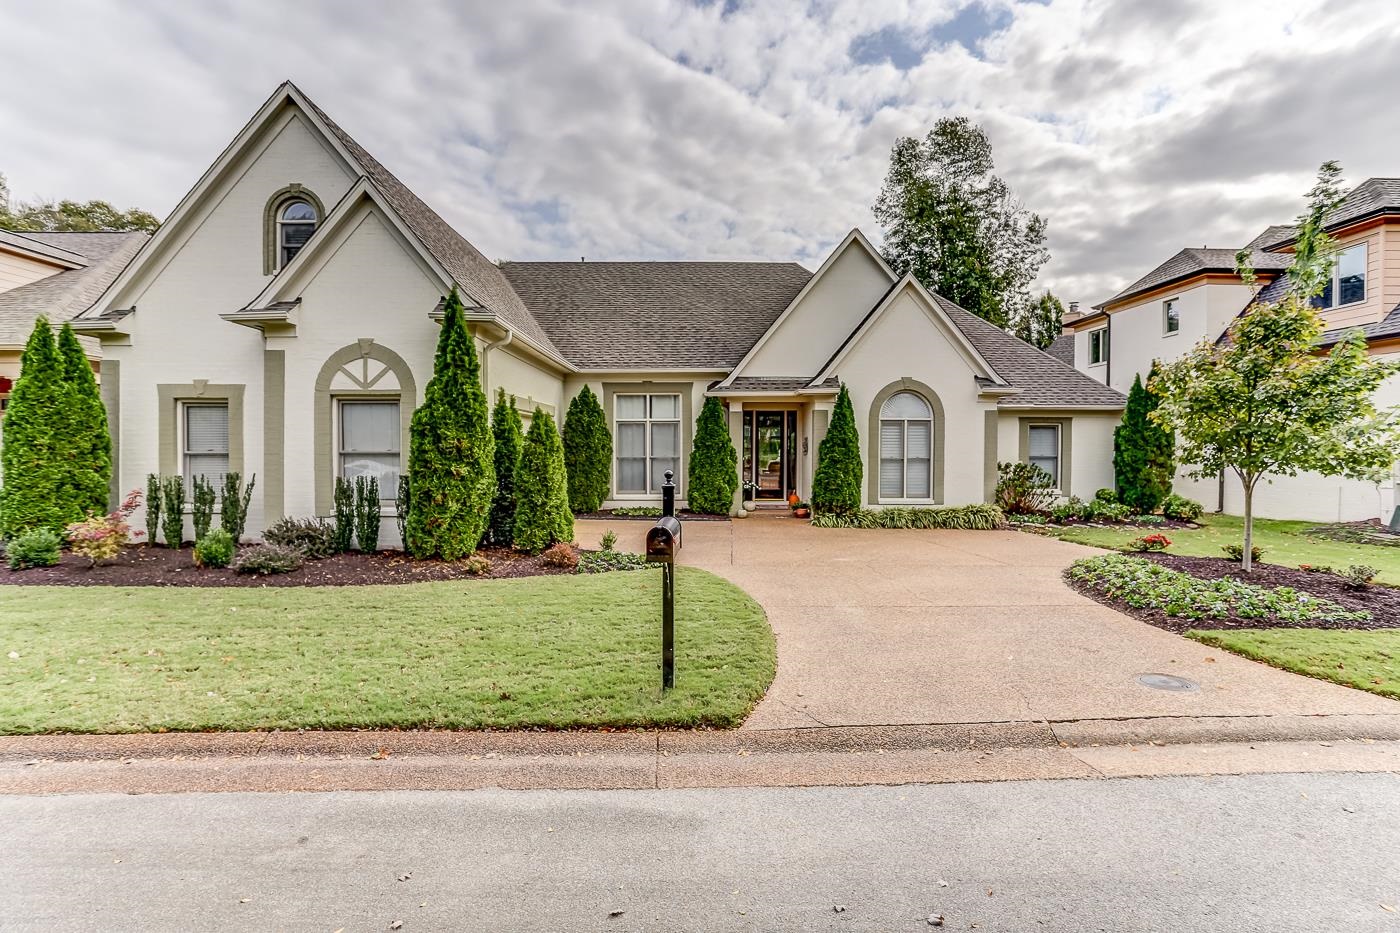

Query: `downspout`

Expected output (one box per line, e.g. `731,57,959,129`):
478,329,513,394
1104,312,1112,389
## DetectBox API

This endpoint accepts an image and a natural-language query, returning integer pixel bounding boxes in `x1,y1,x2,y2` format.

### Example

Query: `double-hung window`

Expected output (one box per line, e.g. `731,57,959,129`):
1088,328,1107,365
1027,424,1061,488
184,403,230,489
339,400,400,501
878,392,933,501
1314,242,1367,308
615,393,681,495
1163,298,1180,334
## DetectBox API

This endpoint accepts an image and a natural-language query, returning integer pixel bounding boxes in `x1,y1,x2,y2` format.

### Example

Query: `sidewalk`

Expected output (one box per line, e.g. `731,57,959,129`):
6,713,1400,795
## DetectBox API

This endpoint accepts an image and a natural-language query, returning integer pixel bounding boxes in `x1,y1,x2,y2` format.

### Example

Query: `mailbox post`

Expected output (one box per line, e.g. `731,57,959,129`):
646,470,682,689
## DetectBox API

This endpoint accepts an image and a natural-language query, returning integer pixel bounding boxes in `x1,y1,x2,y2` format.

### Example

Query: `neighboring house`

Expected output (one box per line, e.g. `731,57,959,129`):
1068,179,1400,522
0,229,148,411
71,82,1123,543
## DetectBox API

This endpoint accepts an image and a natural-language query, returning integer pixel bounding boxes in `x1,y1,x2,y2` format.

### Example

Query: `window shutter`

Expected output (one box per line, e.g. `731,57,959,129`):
905,420,932,498
879,421,904,498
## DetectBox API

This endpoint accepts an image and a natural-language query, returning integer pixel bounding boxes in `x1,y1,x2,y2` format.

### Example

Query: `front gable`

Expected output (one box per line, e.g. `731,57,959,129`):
725,228,895,381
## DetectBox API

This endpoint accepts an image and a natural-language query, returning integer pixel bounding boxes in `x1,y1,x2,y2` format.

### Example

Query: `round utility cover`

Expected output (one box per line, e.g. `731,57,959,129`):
1135,673,1199,692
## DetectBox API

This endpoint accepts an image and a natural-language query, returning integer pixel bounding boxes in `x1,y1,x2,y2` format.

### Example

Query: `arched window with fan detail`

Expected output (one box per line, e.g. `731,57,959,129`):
878,390,933,501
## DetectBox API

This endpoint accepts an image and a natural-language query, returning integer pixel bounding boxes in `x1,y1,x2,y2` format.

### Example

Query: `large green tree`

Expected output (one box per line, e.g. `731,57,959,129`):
1014,291,1065,351
513,408,573,553
873,116,1048,330
1113,364,1174,513
404,287,495,560
1153,162,1400,571
0,172,159,233
562,385,611,513
811,385,862,514
687,395,738,514
0,318,79,535
56,322,111,517
487,388,524,546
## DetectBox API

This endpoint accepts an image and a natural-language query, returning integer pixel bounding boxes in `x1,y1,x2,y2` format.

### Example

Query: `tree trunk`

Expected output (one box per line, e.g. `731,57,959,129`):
1241,479,1255,573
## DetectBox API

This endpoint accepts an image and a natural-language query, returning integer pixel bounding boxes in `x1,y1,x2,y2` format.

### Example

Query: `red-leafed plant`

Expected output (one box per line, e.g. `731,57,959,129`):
65,489,142,567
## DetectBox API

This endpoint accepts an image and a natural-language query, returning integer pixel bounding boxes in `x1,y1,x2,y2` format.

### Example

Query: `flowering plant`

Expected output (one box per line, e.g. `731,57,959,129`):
1128,533,1171,552
65,489,143,567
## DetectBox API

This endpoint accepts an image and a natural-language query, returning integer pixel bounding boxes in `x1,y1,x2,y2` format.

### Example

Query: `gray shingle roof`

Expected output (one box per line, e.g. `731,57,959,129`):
1261,178,1400,249
1046,332,1074,366
500,261,812,369
717,376,840,393
1246,224,1295,250
0,229,88,266
930,295,1126,408
0,232,146,348
1318,302,1400,348
1096,246,1289,309
297,88,562,360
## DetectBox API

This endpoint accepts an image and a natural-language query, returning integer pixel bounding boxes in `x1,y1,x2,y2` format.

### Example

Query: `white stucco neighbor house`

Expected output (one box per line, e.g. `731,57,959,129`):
68,81,1123,544
1066,178,1400,523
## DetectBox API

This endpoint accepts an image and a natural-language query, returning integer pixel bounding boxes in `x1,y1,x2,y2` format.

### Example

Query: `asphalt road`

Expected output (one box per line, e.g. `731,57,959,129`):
4,773,1399,932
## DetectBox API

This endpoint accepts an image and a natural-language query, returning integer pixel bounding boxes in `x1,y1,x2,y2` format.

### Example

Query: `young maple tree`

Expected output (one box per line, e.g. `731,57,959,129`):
1151,162,1400,571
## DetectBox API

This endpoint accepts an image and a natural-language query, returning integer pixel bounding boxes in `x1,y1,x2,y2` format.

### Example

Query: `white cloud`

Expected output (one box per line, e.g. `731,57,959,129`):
2,0,1398,306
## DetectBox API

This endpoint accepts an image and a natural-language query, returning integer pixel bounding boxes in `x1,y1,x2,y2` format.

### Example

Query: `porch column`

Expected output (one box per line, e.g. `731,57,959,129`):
728,405,744,515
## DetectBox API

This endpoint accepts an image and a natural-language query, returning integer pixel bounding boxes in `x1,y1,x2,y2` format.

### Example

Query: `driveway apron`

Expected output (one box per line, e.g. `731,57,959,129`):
574,516,1399,730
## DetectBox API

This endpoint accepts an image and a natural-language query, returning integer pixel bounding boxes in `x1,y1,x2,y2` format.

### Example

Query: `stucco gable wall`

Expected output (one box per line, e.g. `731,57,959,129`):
831,289,995,507
741,241,892,378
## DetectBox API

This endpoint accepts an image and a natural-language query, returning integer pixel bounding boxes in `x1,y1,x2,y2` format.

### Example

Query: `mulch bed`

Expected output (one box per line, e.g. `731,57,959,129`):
0,544,580,588
575,509,730,522
1069,552,1400,633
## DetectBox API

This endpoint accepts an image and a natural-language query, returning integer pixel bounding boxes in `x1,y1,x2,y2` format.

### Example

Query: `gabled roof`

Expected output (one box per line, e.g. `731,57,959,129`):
1046,332,1074,366
1095,246,1288,309
1262,178,1400,250
501,260,811,369
1245,225,1295,250
0,229,88,268
0,232,146,348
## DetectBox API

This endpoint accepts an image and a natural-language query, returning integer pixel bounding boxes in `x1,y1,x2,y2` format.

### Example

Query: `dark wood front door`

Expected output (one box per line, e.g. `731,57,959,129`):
744,410,797,500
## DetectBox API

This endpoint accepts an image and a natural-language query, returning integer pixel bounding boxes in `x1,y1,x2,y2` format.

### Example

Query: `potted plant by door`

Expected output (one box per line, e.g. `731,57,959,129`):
792,501,811,519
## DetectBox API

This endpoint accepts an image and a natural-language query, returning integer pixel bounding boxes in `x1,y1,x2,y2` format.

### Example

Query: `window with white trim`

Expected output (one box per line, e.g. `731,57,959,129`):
1314,242,1366,308
878,391,933,501
1163,298,1180,334
339,400,400,501
183,403,229,489
277,199,318,268
1027,424,1061,488
1088,328,1107,365
615,393,681,495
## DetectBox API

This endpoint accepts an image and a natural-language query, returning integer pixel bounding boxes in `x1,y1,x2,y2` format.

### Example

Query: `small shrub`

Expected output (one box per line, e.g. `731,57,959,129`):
1127,533,1171,552
1087,499,1133,522
1050,496,1090,523
612,506,662,517
599,529,618,552
1130,514,1166,525
160,475,185,547
193,528,235,568
144,473,162,547
1340,564,1378,589
1222,543,1264,563
463,553,492,576
231,543,303,576
811,504,1003,530
332,476,355,553
540,542,579,569
1093,488,1118,504
396,474,411,547
1299,563,1334,574
220,472,256,542
264,516,338,559
995,462,1056,515
7,528,61,570
65,489,141,566
1008,512,1048,525
1161,494,1204,522
354,475,381,553
190,475,217,543
577,549,652,573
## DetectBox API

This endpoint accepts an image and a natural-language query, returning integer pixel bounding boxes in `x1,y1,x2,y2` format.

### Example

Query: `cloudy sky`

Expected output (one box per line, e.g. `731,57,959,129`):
2,0,1398,305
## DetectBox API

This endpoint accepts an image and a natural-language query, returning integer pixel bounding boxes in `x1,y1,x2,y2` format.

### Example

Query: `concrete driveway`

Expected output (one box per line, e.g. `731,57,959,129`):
576,515,1398,730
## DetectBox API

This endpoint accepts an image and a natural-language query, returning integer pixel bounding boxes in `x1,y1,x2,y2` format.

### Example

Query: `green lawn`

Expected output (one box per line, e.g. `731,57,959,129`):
0,568,775,734
1188,629,1400,700
1045,514,1400,584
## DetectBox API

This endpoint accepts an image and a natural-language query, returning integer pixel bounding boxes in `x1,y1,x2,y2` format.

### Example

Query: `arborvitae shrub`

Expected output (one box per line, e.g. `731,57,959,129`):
160,475,185,547
144,473,162,546
0,318,75,536
512,408,574,553
488,389,523,546
57,322,110,518
811,384,862,514
687,396,738,515
562,385,611,513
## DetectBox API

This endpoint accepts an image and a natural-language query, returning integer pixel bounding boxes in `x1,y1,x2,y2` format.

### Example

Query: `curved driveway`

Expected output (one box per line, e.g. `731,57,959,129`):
576,516,1397,730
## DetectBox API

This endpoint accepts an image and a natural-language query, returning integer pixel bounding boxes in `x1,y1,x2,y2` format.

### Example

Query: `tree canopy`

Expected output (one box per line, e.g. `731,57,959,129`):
1012,291,1065,351
873,117,1049,332
0,173,159,233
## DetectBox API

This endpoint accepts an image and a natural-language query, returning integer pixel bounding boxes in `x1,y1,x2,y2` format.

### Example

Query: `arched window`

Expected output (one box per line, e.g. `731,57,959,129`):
879,391,932,500
277,199,317,267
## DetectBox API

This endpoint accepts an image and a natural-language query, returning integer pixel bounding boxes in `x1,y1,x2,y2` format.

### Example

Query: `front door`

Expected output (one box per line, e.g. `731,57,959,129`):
745,410,797,501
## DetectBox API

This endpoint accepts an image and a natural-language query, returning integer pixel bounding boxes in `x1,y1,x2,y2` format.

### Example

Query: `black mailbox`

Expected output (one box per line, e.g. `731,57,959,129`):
646,515,682,562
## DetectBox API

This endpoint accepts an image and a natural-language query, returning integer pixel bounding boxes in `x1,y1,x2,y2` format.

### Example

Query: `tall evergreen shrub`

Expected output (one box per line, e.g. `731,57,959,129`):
190,475,216,542
354,475,380,552
404,288,495,559
512,408,573,553
160,475,184,547
144,473,162,546
811,384,862,514
488,389,523,546
562,385,611,514
57,322,110,517
687,396,738,514
1114,364,1175,513
332,476,355,552
220,472,255,542
0,318,74,536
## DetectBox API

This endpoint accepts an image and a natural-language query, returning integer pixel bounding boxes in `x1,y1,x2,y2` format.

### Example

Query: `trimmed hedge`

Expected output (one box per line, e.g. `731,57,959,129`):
687,395,738,515
562,385,611,514
811,504,1003,530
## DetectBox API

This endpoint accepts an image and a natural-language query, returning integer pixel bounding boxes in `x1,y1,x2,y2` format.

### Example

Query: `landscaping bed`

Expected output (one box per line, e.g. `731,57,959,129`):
0,543,583,587
0,567,775,733
1140,553,1400,622
575,508,730,522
